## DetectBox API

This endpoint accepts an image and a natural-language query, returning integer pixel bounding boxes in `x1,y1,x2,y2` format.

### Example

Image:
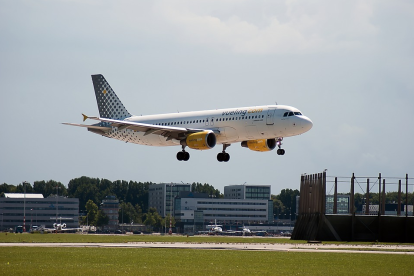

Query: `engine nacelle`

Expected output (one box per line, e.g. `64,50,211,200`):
182,131,216,150
241,138,276,152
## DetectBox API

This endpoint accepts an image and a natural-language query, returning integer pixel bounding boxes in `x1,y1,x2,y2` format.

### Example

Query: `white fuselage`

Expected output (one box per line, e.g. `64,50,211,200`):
102,105,313,147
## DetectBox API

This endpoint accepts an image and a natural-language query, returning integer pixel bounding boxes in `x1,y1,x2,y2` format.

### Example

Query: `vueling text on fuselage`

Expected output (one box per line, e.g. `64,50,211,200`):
221,108,263,117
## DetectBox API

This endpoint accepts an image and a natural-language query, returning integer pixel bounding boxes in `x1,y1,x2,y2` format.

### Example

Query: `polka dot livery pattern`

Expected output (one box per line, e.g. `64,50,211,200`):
92,74,131,120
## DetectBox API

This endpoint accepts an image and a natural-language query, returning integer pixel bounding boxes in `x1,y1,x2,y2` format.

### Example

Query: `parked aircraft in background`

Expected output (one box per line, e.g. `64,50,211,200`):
63,75,313,161
207,220,223,234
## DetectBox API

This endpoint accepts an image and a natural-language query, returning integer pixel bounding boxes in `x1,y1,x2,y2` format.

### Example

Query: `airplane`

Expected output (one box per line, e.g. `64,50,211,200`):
207,220,223,234
241,225,251,235
53,222,67,231
41,223,81,233
63,75,313,161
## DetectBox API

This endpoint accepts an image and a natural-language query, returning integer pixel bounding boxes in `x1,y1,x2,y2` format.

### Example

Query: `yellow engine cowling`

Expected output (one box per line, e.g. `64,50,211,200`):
241,139,276,152
182,131,216,150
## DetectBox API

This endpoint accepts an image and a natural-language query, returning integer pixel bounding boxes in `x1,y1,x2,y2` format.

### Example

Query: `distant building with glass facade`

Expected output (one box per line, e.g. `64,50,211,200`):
224,185,271,200
100,195,119,231
295,195,351,215
325,195,350,214
174,191,273,233
0,193,79,231
148,183,191,217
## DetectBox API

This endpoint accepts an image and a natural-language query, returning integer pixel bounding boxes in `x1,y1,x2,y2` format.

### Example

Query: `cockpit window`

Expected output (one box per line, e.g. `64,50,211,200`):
294,112,302,115
283,112,288,117
288,112,294,116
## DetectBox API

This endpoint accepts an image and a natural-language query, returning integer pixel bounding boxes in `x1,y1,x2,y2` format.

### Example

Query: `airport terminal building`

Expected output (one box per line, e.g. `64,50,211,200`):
0,193,79,231
148,183,191,217
174,191,273,233
224,185,271,200
148,183,273,233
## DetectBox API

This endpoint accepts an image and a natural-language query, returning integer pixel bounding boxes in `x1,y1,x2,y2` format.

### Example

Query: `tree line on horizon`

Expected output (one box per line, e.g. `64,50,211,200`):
1,177,412,228
0,177,221,229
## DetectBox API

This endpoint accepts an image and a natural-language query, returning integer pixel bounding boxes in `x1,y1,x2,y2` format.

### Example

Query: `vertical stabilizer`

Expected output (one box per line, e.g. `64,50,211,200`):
91,74,132,120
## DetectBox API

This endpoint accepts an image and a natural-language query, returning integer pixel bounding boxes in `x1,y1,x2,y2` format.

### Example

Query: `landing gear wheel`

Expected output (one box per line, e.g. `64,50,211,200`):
177,151,190,161
223,153,230,162
277,149,285,155
217,144,231,162
217,153,228,162
217,151,230,162
177,151,184,161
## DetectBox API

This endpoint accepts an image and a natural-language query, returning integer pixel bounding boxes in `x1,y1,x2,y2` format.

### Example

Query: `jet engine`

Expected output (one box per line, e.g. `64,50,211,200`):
181,131,216,150
241,138,276,152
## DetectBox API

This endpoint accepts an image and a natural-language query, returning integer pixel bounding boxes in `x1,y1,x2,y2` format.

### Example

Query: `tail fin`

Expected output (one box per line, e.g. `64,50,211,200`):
91,74,132,119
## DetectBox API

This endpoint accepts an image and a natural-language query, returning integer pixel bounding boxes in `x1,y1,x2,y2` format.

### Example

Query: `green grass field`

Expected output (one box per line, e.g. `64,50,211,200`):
0,232,306,244
0,247,413,275
1,233,413,275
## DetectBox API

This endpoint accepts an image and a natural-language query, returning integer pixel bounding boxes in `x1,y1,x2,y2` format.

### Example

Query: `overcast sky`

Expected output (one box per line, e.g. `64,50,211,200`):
1,0,413,195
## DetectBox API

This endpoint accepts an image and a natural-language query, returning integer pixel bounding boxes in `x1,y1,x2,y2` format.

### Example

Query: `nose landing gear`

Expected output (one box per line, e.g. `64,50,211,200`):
217,144,231,162
276,137,285,155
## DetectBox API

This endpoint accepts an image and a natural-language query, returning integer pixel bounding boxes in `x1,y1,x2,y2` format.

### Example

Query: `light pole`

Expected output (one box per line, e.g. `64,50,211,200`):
23,181,27,232
169,183,174,235
55,185,61,225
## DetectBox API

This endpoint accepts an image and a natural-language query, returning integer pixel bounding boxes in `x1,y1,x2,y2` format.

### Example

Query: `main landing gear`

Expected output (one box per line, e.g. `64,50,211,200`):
177,146,190,161
276,137,285,155
217,144,230,162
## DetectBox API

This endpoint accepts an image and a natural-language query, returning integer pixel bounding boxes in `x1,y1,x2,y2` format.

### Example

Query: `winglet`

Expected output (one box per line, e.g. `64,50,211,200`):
82,113,88,122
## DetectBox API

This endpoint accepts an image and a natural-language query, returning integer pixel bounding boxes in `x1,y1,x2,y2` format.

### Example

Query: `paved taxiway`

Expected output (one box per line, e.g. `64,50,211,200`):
1,242,413,255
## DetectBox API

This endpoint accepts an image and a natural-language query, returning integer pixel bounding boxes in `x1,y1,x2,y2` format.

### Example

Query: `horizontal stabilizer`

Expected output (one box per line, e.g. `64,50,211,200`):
61,123,111,131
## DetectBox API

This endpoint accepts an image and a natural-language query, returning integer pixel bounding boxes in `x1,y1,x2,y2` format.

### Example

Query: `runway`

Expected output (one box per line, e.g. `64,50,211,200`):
1,242,414,255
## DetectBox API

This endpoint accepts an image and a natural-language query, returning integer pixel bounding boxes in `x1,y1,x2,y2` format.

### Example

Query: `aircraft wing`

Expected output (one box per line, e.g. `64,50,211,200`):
64,115,220,141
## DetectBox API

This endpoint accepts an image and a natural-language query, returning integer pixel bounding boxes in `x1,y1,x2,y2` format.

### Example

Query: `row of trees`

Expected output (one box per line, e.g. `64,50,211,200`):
2,178,413,227
0,177,219,229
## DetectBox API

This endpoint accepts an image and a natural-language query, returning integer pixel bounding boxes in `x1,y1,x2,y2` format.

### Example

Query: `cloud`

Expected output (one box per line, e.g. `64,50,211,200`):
153,0,379,54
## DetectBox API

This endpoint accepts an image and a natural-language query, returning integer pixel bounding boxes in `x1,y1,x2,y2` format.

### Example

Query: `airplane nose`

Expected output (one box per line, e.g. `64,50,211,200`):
301,116,313,132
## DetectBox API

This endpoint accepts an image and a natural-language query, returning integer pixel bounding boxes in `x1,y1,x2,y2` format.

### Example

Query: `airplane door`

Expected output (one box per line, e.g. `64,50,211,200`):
210,117,215,126
266,108,276,125
205,118,209,126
